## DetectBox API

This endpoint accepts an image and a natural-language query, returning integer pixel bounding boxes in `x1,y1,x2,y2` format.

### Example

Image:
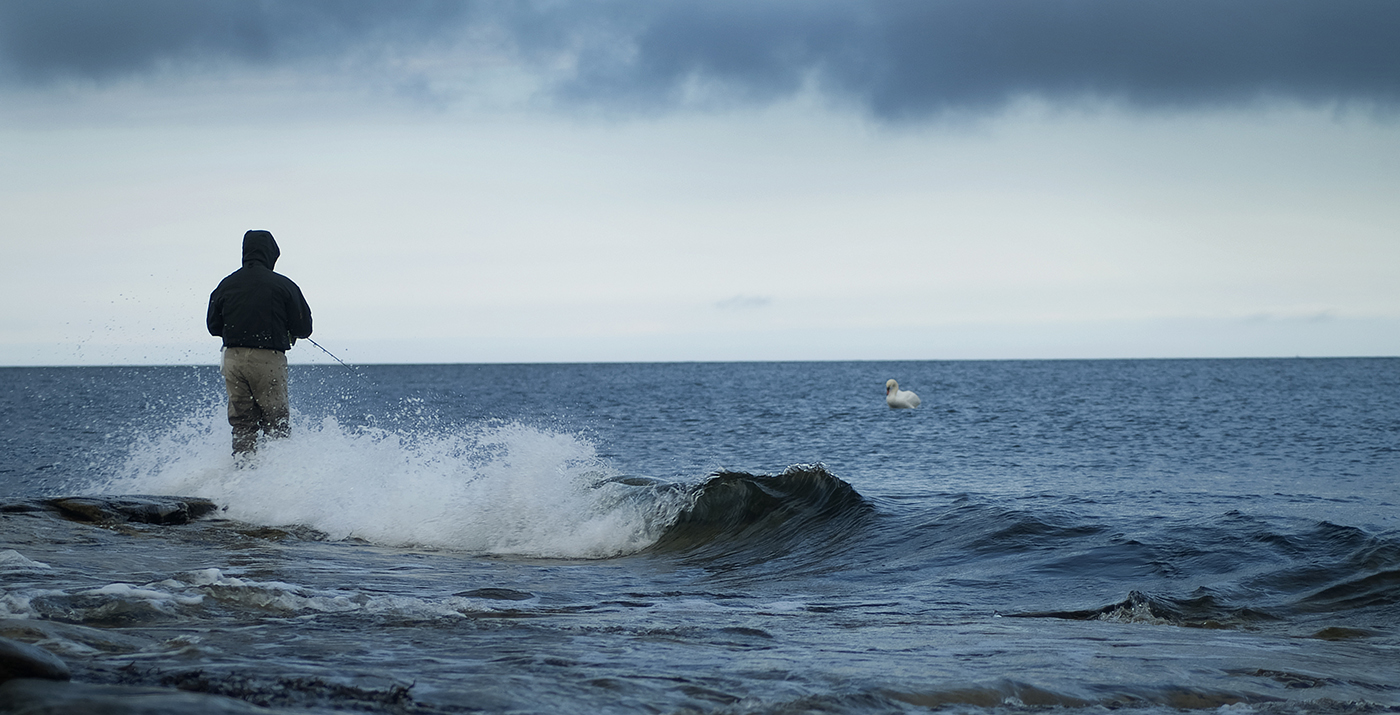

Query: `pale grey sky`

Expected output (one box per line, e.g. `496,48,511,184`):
2,1,1397,365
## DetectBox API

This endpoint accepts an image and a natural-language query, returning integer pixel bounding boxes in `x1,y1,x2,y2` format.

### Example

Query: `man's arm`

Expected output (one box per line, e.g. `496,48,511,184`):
206,292,224,337
288,287,312,340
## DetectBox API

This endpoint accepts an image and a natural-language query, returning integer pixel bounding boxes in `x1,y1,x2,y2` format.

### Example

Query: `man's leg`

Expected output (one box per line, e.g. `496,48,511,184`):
221,348,264,455
243,349,290,441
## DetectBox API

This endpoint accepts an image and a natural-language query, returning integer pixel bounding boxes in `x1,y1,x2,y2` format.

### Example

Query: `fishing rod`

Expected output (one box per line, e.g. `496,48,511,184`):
305,337,355,370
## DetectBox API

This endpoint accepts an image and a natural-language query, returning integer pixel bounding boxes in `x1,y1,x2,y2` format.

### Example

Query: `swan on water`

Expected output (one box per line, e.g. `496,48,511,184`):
885,379,921,409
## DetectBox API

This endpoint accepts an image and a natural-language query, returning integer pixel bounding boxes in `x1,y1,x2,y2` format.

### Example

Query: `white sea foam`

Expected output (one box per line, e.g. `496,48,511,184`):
4,568,521,622
83,582,205,608
0,588,66,620
151,568,509,619
0,594,34,619
179,568,502,617
99,408,690,558
0,549,52,574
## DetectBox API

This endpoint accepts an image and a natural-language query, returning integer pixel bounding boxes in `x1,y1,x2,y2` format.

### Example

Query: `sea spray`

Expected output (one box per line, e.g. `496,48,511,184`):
98,409,692,558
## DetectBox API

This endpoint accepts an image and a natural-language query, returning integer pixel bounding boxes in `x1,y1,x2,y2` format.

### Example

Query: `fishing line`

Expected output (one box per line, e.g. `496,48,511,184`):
301,337,387,420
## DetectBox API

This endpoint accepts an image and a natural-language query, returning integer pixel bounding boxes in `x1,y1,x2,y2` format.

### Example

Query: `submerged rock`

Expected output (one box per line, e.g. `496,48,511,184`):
1309,626,1379,640
0,619,152,656
42,496,219,526
0,637,70,684
0,678,280,714
590,475,667,488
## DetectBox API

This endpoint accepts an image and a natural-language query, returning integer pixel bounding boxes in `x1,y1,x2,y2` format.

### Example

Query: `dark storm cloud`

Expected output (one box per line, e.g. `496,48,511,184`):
2,0,1397,117
0,1,476,79
564,0,1400,115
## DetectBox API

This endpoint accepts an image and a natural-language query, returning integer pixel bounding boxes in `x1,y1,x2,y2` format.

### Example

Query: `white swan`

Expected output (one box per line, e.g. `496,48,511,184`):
885,379,920,409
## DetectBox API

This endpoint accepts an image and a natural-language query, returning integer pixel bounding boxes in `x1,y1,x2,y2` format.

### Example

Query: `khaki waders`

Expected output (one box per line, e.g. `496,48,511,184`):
220,346,290,455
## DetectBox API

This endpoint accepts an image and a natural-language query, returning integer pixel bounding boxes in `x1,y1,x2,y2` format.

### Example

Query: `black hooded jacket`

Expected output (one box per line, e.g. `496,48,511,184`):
207,231,313,352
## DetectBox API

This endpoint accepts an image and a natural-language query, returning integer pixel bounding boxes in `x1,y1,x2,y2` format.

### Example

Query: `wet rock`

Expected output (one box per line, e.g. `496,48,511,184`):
153,670,417,712
0,638,70,683
229,524,329,542
0,501,49,514
42,496,219,526
0,678,281,714
455,588,535,601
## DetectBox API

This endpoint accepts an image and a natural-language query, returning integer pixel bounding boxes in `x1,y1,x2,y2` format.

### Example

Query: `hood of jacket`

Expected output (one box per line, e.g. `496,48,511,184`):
242,230,280,270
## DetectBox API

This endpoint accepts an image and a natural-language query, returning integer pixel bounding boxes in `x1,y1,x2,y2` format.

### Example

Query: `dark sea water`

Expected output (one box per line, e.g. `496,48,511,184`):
2,359,1398,714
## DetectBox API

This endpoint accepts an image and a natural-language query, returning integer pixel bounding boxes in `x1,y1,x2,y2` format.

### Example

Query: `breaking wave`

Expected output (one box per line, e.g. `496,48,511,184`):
97,408,691,559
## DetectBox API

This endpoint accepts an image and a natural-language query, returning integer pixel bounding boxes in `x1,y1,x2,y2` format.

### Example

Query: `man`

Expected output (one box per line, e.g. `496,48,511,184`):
207,230,313,456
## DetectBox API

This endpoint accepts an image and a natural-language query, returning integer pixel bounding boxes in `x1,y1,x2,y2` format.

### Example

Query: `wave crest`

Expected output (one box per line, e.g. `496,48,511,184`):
649,465,874,569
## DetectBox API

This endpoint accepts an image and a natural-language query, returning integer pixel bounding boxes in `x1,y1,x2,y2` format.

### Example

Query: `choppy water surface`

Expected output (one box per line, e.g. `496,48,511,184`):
2,359,1398,713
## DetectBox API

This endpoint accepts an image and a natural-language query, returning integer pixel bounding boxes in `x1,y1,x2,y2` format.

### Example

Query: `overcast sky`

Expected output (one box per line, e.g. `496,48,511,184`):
2,0,1398,365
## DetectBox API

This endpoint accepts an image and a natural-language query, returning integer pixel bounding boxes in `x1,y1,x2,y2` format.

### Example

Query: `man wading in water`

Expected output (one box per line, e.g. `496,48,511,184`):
207,230,313,457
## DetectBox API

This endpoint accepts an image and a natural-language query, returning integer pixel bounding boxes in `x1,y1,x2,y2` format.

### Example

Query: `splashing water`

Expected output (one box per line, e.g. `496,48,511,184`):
98,409,691,558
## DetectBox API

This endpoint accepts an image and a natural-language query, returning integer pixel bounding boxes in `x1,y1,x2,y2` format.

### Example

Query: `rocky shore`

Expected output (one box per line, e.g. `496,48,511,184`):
1,495,220,526
0,494,296,714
